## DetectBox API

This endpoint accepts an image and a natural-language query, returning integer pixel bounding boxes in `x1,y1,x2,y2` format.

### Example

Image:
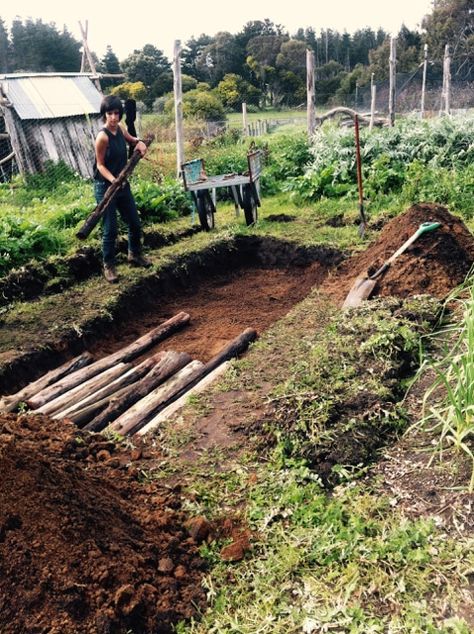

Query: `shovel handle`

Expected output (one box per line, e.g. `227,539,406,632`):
369,221,441,280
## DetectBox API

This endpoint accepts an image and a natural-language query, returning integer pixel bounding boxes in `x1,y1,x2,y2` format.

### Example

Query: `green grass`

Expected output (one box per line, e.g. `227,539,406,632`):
414,272,474,491
172,454,473,634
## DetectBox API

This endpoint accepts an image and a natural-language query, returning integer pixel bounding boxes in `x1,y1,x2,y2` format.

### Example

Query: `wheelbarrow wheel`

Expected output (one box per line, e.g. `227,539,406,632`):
243,185,258,226
196,190,215,231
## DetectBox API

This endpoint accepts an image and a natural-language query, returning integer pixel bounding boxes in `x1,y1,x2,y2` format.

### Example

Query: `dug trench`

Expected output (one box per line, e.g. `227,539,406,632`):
0,235,343,395
2,203,474,634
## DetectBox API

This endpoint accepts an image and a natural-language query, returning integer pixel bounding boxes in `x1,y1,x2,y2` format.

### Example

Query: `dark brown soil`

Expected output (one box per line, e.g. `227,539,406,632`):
86,263,329,363
0,413,207,634
1,203,474,634
321,203,474,303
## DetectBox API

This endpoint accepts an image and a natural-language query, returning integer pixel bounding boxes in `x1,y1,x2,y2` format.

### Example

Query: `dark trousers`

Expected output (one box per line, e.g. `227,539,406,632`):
94,181,142,265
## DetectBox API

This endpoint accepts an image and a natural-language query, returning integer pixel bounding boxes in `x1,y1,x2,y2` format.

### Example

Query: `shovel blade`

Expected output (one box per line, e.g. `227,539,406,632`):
342,277,377,308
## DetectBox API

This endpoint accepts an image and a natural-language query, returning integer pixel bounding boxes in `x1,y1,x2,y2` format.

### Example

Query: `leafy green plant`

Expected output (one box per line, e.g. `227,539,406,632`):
416,274,474,491
286,115,474,205
132,176,193,221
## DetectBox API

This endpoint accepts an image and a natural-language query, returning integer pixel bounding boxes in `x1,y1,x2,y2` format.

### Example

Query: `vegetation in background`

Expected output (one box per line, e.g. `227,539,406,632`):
2,113,474,275
285,116,474,217
2,0,472,111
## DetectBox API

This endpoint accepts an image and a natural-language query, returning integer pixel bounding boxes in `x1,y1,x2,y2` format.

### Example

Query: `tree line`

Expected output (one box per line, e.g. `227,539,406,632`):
0,1,472,117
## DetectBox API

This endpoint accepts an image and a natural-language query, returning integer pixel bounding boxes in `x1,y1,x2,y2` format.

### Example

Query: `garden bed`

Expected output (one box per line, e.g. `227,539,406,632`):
1,203,474,633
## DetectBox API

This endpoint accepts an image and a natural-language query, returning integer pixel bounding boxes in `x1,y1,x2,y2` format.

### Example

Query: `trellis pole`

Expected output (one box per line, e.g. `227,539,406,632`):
441,44,451,115
389,37,396,126
306,49,315,137
369,73,376,131
173,39,184,178
78,21,101,92
242,102,248,136
421,43,428,118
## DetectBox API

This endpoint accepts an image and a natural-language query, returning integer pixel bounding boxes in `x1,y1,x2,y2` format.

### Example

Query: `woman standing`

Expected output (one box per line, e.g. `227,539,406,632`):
94,95,151,283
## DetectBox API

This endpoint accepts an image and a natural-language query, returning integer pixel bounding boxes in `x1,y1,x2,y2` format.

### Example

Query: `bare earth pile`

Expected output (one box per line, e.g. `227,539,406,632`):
322,203,474,302
0,413,206,634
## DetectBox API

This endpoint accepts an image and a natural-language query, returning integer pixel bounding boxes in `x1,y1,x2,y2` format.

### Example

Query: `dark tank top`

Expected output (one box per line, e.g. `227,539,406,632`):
94,126,127,181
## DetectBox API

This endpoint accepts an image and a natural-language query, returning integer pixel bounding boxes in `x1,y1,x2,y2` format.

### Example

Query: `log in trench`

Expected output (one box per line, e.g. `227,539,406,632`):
1,313,257,436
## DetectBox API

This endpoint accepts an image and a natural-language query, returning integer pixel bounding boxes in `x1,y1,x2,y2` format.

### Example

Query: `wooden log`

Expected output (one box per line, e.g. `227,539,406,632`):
66,383,134,427
0,352,94,413
26,312,190,409
137,360,230,436
129,327,257,436
53,354,160,421
83,350,192,433
315,106,388,128
36,363,132,416
76,134,154,240
109,360,205,436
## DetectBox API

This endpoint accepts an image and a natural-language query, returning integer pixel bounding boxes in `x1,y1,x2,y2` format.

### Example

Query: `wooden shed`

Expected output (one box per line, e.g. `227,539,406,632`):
0,73,103,179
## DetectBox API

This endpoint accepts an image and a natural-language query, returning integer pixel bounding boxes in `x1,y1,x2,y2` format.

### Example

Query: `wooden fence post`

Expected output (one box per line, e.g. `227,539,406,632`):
442,44,451,116
421,43,428,118
173,39,184,177
389,37,396,126
306,48,316,137
242,102,248,136
369,74,376,131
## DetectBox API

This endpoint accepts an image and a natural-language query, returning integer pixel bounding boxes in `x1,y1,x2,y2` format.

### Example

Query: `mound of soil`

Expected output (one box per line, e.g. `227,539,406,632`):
323,203,474,303
0,414,206,634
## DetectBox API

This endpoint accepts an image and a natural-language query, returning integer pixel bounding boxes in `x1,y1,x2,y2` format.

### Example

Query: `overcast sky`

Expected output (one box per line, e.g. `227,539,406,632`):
2,0,435,61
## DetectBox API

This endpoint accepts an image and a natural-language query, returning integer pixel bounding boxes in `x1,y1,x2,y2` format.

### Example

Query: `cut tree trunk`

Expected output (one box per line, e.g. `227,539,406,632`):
26,312,190,409
76,135,154,240
36,364,131,416
84,350,192,433
66,383,134,427
109,360,205,436
137,360,230,436
53,355,160,422
128,327,257,436
0,352,93,413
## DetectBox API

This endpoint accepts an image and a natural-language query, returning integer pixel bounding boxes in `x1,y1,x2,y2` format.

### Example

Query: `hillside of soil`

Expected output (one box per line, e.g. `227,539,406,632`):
0,413,206,634
322,203,474,302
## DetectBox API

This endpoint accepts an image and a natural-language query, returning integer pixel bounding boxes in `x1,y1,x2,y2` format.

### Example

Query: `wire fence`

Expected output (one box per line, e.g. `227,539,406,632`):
1,73,473,185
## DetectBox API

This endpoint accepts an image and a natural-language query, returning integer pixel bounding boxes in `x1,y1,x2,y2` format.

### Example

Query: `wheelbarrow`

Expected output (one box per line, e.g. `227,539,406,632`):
181,150,263,230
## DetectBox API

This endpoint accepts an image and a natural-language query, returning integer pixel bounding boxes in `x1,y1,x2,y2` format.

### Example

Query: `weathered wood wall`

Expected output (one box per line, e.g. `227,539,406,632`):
2,107,102,178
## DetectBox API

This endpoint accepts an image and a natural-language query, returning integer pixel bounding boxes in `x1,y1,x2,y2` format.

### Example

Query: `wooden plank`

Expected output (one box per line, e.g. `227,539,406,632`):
129,327,257,436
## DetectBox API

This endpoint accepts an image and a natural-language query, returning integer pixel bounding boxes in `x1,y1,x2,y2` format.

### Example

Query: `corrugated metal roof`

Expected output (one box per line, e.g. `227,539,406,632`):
1,75,102,120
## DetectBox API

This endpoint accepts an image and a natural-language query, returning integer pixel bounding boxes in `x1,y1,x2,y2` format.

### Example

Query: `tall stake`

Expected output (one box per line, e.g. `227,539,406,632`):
306,49,316,137
389,37,396,127
173,39,184,177
442,44,451,116
421,43,428,118
242,102,248,136
78,21,101,92
354,114,366,237
369,73,376,131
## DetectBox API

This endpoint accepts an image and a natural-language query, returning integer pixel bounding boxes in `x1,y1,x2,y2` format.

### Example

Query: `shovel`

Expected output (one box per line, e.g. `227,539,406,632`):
343,221,442,309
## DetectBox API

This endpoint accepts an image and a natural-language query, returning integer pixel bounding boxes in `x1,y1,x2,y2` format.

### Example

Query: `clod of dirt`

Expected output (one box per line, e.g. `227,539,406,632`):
322,203,474,303
0,413,206,634
265,214,296,223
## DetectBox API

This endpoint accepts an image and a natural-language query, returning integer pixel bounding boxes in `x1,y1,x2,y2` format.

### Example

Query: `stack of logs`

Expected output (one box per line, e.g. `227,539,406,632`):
0,312,257,437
